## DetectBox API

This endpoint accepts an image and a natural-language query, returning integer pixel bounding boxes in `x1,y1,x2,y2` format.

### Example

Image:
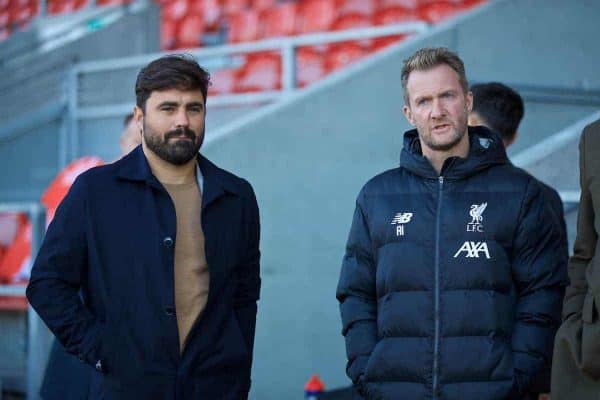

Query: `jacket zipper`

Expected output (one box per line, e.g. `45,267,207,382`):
433,175,444,400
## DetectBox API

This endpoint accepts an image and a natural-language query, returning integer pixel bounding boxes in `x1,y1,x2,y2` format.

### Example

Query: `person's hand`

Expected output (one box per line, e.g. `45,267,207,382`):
538,394,550,400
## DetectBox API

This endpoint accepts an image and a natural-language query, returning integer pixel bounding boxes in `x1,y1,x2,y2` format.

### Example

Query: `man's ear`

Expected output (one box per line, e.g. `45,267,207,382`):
403,104,415,126
133,106,144,134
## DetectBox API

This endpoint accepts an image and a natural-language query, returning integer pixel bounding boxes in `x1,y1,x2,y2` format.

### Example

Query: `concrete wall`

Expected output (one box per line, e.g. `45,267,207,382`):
197,1,600,398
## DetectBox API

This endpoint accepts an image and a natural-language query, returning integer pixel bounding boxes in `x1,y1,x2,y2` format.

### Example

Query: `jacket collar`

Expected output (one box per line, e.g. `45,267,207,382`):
400,125,508,179
116,145,239,208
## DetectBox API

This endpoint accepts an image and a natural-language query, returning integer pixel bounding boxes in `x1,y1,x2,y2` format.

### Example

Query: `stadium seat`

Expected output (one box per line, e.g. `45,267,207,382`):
161,16,178,49
372,34,407,52
187,0,220,31
251,0,276,12
41,156,104,223
0,10,7,27
332,13,372,31
374,5,418,24
236,52,281,92
47,0,76,15
297,0,337,34
417,1,461,23
460,0,486,9
0,213,20,251
378,0,419,10
331,13,372,48
162,0,187,21
96,0,129,6
221,0,249,15
337,0,377,17
324,41,366,73
0,219,30,283
225,9,259,42
176,13,204,48
208,67,240,95
296,46,325,87
260,2,297,39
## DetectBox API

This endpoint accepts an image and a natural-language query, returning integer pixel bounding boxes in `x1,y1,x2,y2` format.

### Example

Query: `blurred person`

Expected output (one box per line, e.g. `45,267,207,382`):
39,112,141,400
27,54,261,400
337,47,567,400
119,112,141,155
469,83,569,399
469,82,567,256
551,119,600,399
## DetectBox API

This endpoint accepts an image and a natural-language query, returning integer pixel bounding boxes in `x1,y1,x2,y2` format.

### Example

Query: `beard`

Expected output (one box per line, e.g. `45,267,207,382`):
143,123,204,165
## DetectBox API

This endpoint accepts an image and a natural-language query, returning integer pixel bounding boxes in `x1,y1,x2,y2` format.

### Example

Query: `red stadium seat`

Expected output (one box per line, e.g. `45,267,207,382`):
260,2,297,39
460,0,486,9
208,67,240,95
251,0,276,12
296,47,325,87
226,9,259,42
221,0,249,14
74,0,87,10
417,1,461,23
187,0,221,31
0,11,9,28
372,34,407,52
161,16,178,49
374,6,417,24
176,13,205,48
162,0,187,21
41,157,104,223
378,0,418,10
97,0,129,6
236,52,281,92
332,13,372,31
337,0,377,17
0,220,30,283
0,213,21,250
47,0,76,15
297,0,337,34
324,41,367,73
0,0,9,9
331,14,372,48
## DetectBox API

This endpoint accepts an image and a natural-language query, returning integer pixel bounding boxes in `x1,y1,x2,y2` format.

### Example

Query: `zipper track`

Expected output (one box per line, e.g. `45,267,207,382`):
432,175,444,399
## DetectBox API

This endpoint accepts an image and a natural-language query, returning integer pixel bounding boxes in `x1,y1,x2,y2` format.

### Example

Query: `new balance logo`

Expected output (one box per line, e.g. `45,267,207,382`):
391,213,413,225
453,241,491,259
390,212,413,237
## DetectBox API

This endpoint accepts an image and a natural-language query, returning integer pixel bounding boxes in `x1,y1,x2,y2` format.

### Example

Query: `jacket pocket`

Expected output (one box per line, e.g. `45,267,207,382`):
581,292,600,378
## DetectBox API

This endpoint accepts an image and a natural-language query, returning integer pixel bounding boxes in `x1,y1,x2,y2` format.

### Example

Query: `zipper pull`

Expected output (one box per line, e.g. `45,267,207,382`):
438,176,444,184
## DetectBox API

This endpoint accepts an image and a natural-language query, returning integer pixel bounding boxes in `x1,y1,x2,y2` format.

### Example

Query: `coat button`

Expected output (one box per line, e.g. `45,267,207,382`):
165,307,176,316
163,236,174,247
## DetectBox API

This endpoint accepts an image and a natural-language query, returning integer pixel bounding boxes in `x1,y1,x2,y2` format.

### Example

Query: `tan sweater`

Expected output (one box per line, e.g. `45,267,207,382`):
162,180,210,351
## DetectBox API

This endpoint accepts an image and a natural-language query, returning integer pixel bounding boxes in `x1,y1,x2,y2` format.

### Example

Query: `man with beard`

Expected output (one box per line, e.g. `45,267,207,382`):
336,47,567,400
27,54,261,400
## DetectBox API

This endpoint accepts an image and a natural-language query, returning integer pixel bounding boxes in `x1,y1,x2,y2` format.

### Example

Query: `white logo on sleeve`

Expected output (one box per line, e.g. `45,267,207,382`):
467,202,487,232
453,241,491,259
390,212,413,237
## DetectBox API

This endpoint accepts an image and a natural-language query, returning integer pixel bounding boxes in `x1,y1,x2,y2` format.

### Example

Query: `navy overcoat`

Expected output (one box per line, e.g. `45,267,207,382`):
27,146,261,400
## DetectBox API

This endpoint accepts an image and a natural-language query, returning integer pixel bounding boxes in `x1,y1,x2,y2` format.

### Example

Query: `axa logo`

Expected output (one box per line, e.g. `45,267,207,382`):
453,241,491,259
390,212,413,237
467,202,487,232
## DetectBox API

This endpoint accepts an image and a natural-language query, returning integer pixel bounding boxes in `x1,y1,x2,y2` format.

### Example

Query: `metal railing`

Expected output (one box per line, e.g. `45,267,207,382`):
0,202,48,400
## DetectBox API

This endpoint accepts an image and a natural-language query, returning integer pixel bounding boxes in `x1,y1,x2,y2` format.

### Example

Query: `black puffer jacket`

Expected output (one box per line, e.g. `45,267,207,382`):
337,126,567,400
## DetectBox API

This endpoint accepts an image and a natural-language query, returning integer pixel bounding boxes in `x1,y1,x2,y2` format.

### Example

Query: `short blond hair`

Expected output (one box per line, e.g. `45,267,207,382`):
401,47,468,103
